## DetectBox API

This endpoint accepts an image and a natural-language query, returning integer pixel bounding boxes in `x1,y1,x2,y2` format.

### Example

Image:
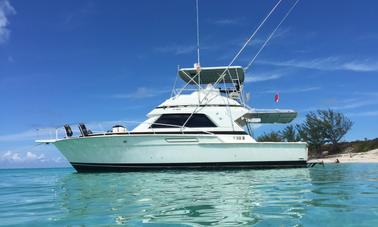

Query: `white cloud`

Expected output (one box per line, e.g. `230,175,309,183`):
229,27,292,50
211,18,242,26
354,91,378,97
245,73,282,83
155,44,195,55
227,37,266,50
53,157,62,163
112,87,170,99
348,111,378,117
244,63,297,84
0,148,67,168
25,151,37,160
258,57,378,72
155,42,219,55
1,150,21,162
1,150,47,163
342,61,378,72
0,0,15,44
333,99,377,110
302,94,378,112
270,27,291,39
263,86,321,94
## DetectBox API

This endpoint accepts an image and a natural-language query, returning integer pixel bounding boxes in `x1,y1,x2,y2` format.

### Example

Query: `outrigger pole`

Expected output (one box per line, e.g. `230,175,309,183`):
245,0,300,72
178,0,300,130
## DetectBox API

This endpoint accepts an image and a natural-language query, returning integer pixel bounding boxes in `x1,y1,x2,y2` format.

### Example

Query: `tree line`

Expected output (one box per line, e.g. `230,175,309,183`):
257,109,353,155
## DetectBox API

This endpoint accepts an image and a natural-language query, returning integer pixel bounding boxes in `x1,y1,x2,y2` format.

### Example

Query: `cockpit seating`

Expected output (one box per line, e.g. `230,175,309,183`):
78,123,92,137
64,124,73,137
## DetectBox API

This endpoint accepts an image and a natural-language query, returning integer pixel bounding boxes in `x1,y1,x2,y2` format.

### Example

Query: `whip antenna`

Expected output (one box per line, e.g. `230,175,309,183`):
195,0,201,67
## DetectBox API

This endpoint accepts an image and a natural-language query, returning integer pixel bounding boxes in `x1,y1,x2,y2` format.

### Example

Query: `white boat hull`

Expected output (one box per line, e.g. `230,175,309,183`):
53,134,308,172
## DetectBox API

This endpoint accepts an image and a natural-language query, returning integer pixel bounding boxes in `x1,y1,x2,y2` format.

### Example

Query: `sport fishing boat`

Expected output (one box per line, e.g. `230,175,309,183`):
36,0,311,172
37,66,308,172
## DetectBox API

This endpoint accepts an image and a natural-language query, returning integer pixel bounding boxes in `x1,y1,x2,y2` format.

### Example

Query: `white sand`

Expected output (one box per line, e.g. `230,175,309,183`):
309,149,378,163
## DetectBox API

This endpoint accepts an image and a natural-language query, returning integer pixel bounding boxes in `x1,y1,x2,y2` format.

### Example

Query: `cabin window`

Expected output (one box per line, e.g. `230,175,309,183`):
150,114,217,128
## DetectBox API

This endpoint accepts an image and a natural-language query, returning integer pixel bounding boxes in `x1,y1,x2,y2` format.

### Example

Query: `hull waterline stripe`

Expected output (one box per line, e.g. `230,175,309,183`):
70,161,307,172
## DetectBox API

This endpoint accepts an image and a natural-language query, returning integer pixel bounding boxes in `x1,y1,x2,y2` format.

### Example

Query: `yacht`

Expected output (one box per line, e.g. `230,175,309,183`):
36,0,314,172
37,66,308,172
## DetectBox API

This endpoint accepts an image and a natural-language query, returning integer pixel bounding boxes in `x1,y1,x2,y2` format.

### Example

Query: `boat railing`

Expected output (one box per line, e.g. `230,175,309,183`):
35,120,215,141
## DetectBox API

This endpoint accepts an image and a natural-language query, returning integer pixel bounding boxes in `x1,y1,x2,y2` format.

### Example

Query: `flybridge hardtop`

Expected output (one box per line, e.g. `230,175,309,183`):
179,66,245,84
169,66,298,125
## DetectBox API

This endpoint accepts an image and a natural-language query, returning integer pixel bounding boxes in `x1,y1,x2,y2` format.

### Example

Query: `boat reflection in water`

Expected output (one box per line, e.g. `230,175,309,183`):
1,165,376,226
55,168,314,226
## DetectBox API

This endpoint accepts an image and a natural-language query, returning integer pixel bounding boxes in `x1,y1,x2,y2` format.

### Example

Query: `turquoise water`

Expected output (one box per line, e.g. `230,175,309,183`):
0,164,377,226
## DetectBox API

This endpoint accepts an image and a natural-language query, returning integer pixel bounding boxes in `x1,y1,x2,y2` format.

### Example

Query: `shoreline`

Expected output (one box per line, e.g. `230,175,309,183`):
309,149,378,163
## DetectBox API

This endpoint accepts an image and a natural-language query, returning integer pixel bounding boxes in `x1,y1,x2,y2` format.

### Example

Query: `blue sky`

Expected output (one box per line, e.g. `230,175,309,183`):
0,0,377,168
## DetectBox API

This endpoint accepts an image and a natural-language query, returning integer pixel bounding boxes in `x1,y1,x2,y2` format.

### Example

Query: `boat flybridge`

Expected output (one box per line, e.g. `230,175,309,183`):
37,66,308,172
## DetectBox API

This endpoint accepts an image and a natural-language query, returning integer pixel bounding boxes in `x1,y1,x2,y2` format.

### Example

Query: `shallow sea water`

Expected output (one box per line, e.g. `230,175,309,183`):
0,164,377,226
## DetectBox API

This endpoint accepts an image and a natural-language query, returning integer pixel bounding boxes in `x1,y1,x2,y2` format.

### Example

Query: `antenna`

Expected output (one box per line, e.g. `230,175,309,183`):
195,0,200,66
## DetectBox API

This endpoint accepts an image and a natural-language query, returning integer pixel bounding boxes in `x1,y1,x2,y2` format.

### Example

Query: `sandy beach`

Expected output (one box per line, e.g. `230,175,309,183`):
310,149,378,163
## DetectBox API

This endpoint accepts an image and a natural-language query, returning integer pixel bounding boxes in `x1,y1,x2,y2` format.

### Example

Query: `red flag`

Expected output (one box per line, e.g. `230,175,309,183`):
274,92,280,103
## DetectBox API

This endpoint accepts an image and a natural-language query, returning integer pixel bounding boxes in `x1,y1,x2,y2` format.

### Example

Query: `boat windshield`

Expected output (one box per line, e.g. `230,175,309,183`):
150,114,217,128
